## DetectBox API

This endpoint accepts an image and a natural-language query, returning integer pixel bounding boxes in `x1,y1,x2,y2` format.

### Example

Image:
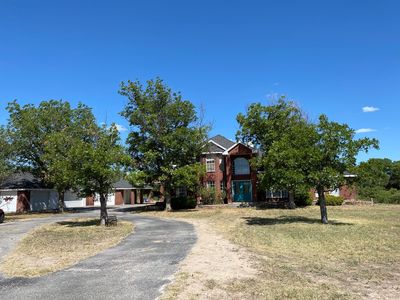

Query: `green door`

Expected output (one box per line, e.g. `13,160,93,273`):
233,181,252,202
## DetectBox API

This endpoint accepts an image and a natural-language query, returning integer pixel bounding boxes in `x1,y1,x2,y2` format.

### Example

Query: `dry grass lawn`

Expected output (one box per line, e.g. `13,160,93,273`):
3,212,71,223
143,205,400,299
0,218,133,277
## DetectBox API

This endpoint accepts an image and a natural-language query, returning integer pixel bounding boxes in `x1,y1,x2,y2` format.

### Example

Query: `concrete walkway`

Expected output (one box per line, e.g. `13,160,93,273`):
0,210,196,300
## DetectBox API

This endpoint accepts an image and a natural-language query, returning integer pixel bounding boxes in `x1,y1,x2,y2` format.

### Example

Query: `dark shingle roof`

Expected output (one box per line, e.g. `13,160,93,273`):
0,172,47,190
112,179,133,189
209,135,236,150
113,179,153,190
205,143,225,153
0,173,153,191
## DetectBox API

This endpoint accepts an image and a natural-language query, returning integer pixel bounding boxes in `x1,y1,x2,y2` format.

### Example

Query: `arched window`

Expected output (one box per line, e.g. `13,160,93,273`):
234,157,250,175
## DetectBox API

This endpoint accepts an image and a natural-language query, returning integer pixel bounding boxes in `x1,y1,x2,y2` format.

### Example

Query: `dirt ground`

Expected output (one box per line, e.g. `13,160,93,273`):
161,219,259,300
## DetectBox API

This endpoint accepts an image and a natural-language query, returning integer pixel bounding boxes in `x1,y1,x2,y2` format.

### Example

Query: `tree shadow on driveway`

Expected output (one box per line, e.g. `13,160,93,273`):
243,216,353,226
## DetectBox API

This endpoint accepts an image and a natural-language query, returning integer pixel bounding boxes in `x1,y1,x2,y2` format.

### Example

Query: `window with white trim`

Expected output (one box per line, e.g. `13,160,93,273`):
206,158,215,172
266,190,288,198
206,181,215,189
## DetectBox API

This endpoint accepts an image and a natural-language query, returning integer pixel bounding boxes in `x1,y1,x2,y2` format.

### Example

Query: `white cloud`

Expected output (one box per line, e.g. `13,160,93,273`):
362,106,379,113
115,124,128,132
355,128,377,134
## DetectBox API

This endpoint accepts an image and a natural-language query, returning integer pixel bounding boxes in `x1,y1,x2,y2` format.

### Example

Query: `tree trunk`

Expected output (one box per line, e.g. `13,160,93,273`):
58,191,65,213
161,184,171,211
317,187,328,224
165,193,171,211
99,193,108,225
288,191,296,209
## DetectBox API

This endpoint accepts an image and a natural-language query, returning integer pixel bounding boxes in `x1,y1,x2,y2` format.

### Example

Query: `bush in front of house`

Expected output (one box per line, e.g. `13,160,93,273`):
294,190,313,207
199,187,225,205
170,196,197,210
317,195,345,206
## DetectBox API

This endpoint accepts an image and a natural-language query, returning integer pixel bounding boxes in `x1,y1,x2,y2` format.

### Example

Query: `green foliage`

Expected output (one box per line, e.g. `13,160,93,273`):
372,189,400,204
5,100,102,210
237,98,314,192
307,115,379,191
170,163,205,194
170,196,197,210
320,195,345,206
236,97,378,223
355,158,400,203
42,104,98,196
0,126,12,182
388,161,400,190
359,187,400,204
125,170,147,188
199,187,225,205
69,124,128,198
6,100,78,178
294,189,313,207
120,78,209,196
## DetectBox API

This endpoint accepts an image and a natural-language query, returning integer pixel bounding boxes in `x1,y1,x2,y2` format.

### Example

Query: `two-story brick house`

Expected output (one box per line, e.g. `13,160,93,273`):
201,135,258,202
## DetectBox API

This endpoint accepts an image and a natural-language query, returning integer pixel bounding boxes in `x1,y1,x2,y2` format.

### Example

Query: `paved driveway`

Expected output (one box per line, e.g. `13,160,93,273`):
0,210,196,300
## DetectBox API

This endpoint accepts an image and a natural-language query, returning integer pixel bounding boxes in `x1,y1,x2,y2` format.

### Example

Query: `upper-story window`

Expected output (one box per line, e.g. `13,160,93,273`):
233,157,250,175
206,158,215,172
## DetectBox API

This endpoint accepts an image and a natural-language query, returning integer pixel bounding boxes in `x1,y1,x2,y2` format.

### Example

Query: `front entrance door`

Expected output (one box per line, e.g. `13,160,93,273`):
233,181,252,202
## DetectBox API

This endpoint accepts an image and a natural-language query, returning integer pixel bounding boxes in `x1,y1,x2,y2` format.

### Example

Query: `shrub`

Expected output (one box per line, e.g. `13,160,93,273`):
294,190,313,207
199,187,224,205
170,196,197,210
372,189,400,204
319,195,344,206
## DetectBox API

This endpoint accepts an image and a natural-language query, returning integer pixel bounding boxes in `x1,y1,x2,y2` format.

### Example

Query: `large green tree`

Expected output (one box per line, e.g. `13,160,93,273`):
355,158,400,202
70,124,128,224
237,99,313,208
237,98,378,223
307,115,378,223
6,100,96,211
355,158,392,198
388,161,400,190
120,78,209,208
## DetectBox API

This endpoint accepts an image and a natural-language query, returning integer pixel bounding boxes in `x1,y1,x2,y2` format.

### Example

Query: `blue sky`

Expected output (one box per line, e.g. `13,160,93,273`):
0,0,399,161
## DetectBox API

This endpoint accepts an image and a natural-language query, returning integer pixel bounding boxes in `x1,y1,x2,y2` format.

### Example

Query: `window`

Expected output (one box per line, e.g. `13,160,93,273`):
220,181,225,191
176,186,187,197
206,181,215,189
266,190,288,198
206,158,215,172
233,157,250,175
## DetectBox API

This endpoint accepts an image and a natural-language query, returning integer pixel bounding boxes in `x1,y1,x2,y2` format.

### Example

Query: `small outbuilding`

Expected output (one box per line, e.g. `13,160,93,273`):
0,173,152,213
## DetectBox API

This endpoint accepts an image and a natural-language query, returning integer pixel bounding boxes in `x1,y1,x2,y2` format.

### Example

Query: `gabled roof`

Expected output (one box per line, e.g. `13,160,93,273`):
205,142,226,153
209,135,236,150
0,172,48,190
223,142,255,155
